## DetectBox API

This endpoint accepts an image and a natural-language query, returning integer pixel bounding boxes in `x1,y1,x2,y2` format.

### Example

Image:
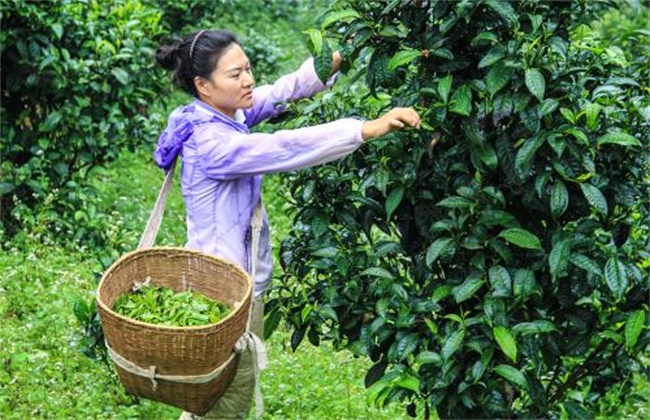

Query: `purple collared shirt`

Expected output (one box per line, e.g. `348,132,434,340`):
155,58,364,295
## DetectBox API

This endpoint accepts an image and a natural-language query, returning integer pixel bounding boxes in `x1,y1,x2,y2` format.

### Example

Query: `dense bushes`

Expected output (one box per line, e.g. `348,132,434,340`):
0,0,167,244
269,1,649,418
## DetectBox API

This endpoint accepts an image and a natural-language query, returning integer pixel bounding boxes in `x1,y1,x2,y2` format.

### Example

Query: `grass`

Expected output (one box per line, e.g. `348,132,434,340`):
0,148,409,419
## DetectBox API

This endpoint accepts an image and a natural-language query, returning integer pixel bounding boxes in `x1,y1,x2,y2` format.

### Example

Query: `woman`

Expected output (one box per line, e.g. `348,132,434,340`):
155,29,420,419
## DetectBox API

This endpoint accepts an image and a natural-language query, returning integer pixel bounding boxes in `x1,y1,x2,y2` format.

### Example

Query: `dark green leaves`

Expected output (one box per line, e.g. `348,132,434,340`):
604,257,628,299
580,183,608,215
498,228,542,249
449,84,472,116
597,131,642,148
426,237,455,265
525,68,546,101
486,60,514,96
550,180,569,218
443,328,465,360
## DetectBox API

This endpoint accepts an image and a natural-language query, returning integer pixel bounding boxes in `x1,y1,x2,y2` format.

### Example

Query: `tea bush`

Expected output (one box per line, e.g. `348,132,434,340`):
0,0,167,241
269,1,650,418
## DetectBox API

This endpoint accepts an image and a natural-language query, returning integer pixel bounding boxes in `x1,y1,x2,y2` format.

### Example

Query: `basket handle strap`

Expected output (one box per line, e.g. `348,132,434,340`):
138,160,177,250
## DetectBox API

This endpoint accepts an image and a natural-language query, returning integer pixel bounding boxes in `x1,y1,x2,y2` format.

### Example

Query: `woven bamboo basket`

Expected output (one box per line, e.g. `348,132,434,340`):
96,247,252,415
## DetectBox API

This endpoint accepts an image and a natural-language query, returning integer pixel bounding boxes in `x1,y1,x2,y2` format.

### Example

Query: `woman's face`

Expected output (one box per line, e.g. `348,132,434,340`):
196,43,255,118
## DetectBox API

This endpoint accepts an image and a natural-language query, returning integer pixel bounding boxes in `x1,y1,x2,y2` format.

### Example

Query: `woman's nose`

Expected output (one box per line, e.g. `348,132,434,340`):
243,72,255,87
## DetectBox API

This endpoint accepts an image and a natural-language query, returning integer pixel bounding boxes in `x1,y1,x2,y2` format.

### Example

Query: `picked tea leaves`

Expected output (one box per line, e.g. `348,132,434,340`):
113,283,231,327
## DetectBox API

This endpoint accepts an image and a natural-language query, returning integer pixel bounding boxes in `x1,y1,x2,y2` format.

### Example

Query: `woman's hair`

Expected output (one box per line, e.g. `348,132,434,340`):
155,30,240,97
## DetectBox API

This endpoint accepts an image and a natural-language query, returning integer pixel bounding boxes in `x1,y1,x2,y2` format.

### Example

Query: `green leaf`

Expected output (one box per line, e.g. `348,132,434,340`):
320,9,360,29
549,239,570,280
597,132,642,148
449,84,472,116
396,333,419,361
111,68,129,85
304,29,323,55
478,46,506,68
494,364,528,389
605,257,628,299
513,320,557,335
415,351,442,365
485,0,518,27
563,402,590,420
360,267,394,280
493,326,517,363
489,265,512,298
486,60,514,96
570,254,603,277
314,40,333,84
436,196,474,208
580,183,608,215
426,238,454,266
625,310,645,351
550,180,569,218
513,268,537,299
560,107,576,124
442,328,465,360
388,49,421,70
453,273,485,303
397,373,420,393
498,228,541,250
438,74,452,103
385,187,404,219
432,285,453,303
515,135,545,177
525,68,546,101
40,111,63,132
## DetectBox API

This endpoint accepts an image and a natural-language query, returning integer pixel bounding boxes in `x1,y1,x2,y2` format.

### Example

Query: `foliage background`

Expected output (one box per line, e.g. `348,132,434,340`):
1,0,648,419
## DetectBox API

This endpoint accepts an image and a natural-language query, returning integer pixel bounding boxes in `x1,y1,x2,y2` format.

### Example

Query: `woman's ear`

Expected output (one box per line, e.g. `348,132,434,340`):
194,76,210,97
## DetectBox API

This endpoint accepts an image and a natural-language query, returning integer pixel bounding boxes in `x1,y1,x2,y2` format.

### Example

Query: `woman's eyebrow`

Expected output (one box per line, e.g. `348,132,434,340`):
224,62,250,73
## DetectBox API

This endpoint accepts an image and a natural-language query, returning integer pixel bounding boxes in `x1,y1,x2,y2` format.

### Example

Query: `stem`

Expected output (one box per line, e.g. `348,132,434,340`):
548,339,622,404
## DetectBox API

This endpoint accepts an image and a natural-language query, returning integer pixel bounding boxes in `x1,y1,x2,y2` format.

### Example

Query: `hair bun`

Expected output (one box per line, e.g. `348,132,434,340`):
155,44,179,71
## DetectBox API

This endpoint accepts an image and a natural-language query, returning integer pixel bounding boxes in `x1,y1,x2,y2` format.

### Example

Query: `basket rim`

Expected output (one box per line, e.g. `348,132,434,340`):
96,246,253,332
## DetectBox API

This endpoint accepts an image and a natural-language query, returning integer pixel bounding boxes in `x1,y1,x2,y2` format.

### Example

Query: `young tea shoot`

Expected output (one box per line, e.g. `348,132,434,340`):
113,284,231,327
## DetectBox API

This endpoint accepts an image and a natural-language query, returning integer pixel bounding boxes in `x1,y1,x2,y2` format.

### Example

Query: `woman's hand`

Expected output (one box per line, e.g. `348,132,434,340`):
331,51,342,75
361,107,421,140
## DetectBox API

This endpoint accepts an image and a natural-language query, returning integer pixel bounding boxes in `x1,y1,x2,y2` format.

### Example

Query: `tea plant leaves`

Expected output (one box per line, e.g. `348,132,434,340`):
580,183,608,215
550,180,569,217
512,320,557,335
494,365,528,389
486,60,514,96
360,266,395,280
426,237,454,265
498,228,542,249
597,132,642,148
388,48,421,70
449,84,472,116
453,273,485,303
549,238,570,280
442,328,465,360
489,265,512,297
569,253,603,277
605,257,628,299
320,8,360,30
438,74,452,103
386,187,404,219
525,68,546,101
493,326,517,362
625,310,645,351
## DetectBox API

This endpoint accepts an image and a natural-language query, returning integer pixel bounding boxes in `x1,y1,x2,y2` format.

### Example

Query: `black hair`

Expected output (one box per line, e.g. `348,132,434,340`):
155,30,240,97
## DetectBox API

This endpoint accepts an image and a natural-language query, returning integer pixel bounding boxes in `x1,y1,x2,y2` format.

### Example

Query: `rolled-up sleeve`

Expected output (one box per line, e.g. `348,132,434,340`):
195,118,364,180
243,58,337,127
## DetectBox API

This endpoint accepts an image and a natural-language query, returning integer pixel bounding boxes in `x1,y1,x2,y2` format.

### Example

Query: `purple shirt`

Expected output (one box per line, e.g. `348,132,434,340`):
154,58,364,295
